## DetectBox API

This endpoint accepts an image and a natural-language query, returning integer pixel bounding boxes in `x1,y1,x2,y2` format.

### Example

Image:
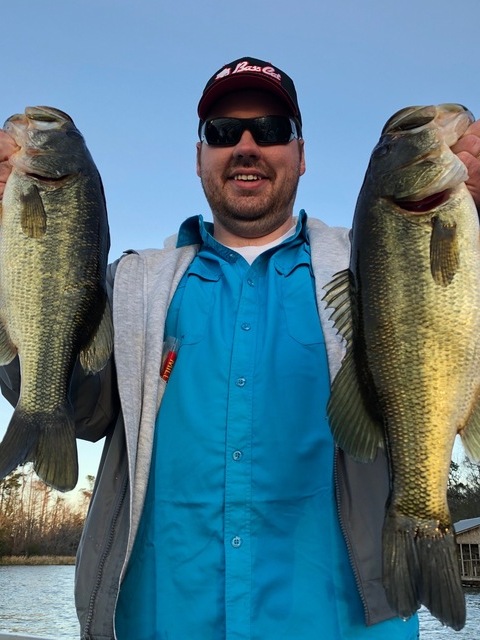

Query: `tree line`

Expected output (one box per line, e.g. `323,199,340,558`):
448,455,480,523
0,465,93,557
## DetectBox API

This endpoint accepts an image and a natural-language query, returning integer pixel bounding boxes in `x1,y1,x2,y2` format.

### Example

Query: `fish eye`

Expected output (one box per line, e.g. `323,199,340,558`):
372,141,391,158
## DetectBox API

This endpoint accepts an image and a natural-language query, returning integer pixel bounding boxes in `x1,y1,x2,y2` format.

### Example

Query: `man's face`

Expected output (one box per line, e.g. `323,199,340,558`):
196,90,306,245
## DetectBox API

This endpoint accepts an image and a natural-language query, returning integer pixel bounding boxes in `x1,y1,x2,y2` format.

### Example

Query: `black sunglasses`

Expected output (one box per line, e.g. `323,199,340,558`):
199,116,301,147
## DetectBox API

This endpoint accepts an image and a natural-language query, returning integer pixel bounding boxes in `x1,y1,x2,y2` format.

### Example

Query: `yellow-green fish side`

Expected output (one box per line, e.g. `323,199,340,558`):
0,107,113,492
324,104,480,630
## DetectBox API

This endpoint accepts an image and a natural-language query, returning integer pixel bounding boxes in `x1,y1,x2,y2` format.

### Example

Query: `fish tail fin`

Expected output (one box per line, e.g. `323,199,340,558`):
0,404,78,492
382,511,422,619
0,407,37,479
33,406,78,492
383,510,466,631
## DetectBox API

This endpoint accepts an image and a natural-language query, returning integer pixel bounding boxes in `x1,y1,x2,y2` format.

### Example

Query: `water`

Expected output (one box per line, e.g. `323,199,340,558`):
0,566,78,639
0,565,478,639
417,592,480,639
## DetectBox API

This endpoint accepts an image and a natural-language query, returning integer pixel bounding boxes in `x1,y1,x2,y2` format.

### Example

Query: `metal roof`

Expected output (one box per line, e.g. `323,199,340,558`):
454,517,480,534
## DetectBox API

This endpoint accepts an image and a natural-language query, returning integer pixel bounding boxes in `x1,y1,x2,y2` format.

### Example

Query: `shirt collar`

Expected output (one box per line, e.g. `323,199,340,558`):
176,214,233,262
176,210,309,254
271,211,312,276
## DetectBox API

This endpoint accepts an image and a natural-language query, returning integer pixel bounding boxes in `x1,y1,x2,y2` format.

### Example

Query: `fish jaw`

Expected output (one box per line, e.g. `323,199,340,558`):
381,103,474,143
368,104,473,204
4,106,91,183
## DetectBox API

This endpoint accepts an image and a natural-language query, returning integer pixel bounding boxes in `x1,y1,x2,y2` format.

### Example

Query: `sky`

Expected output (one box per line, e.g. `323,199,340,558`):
0,0,478,493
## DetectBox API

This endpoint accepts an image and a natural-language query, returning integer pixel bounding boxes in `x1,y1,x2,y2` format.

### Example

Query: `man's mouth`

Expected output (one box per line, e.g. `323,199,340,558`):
233,174,263,181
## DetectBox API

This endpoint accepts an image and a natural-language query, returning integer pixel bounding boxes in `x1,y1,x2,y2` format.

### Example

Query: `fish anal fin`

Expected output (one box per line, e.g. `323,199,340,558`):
327,349,384,462
430,216,459,286
79,297,114,373
20,184,47,238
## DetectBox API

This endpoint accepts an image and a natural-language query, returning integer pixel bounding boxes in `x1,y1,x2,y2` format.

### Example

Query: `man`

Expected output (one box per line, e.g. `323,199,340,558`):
1,57,480,640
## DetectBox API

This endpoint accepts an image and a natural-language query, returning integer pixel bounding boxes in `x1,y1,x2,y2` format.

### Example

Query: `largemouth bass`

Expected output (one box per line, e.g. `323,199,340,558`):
324,103,480,630
0,106,113,492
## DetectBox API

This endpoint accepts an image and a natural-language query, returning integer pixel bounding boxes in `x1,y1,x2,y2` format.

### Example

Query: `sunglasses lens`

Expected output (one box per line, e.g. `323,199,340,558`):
254,116,293,144
203,119,243,146
201,116,298,146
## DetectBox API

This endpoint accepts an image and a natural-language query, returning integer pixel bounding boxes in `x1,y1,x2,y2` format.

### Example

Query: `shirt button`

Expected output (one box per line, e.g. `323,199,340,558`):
232,450,243,461
236,377,246,387
231,536,242,548
247,278,255,287
241,322,251,331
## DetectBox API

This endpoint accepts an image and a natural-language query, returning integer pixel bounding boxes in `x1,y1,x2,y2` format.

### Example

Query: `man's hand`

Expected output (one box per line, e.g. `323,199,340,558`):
451,120,480,208
0,130,17,200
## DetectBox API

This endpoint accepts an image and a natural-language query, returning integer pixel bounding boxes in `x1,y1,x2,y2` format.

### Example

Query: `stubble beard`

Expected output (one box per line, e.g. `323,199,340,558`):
200,162,301,240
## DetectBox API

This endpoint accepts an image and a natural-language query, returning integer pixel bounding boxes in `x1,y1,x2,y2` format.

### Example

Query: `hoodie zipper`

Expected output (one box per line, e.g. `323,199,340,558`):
333,445,371,626
83,467,128,639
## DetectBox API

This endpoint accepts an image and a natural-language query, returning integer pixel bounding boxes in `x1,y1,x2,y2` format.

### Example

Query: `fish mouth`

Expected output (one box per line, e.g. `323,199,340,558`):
383,103,474,142
4,107,73,132
394,189,451,213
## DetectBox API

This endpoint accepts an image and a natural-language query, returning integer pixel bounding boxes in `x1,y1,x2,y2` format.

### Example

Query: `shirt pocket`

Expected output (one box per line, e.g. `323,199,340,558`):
280,265,325,346
167,268,222,346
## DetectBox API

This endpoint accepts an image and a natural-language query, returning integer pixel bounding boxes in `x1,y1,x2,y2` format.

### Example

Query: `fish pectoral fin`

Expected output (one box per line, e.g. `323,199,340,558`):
0,320,17,365
430,216,459,286
20,184,47,238
79,297,114,373
323,268,354,344
459,399,480,462
327,349,384,462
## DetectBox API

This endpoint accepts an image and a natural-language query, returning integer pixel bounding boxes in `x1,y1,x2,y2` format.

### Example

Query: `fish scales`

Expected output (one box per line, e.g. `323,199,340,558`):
5,179,102,405
0,106,113,492
324,104,480,630
357,189,479,513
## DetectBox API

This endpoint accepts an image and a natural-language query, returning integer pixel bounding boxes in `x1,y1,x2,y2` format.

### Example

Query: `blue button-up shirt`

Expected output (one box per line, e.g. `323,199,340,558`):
116,212,419,640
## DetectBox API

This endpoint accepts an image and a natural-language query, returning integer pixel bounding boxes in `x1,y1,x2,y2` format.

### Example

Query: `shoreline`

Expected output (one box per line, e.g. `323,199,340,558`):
0,555,75,566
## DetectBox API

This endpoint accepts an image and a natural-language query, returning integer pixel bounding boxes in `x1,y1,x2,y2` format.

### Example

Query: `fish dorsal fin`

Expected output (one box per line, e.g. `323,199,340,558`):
20,184,47,238
323,268,354,345
79,297,114,373
430,216,459,286
459,398,480,462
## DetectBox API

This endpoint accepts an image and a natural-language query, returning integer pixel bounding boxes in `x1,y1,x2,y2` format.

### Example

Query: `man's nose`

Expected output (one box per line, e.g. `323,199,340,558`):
232,129,261,158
